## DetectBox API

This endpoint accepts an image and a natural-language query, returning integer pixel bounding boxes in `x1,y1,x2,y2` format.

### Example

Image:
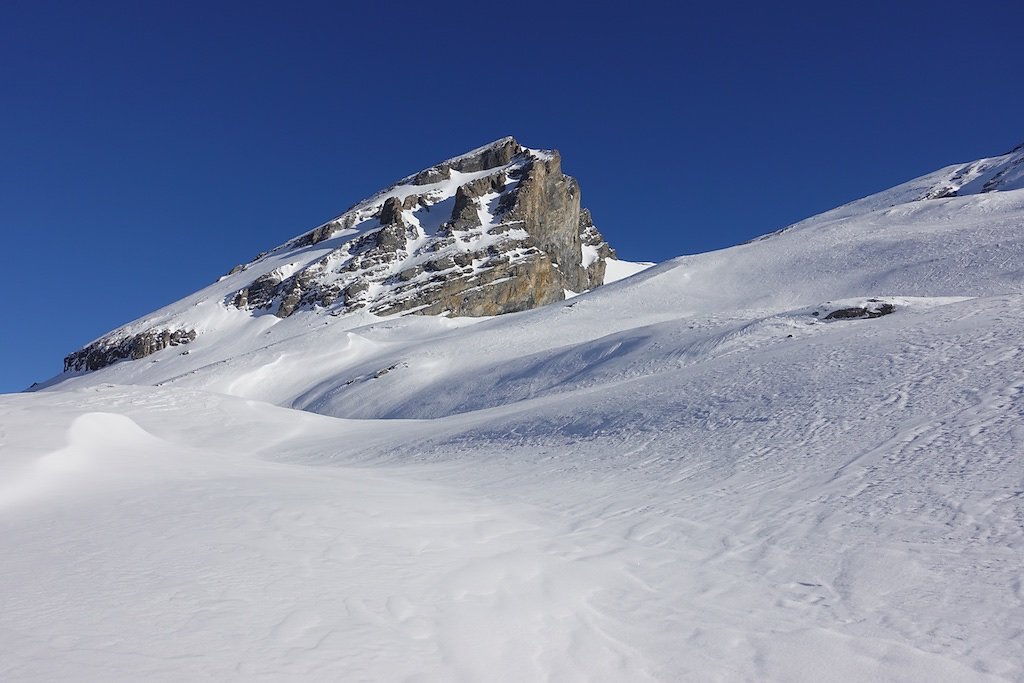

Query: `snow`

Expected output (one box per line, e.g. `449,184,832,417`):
603,255,653,283
4,147,1024,681
406,195,457,236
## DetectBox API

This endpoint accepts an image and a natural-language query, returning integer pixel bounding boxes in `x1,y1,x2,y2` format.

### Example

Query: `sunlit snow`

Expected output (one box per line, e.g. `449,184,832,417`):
3,145,1024,681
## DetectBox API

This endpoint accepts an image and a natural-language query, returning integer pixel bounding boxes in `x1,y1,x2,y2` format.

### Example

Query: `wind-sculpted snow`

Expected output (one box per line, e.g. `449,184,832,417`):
0,389,657,681
6,144,1024,680
4,292,1022,681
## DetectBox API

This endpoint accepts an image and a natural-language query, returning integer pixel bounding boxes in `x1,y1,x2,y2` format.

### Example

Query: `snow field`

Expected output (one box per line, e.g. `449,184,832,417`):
5,290,1022,680
0,389,656,682
5,149,1024,680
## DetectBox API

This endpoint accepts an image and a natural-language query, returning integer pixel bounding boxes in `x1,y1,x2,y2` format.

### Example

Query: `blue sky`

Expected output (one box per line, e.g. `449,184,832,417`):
2,0,1022,392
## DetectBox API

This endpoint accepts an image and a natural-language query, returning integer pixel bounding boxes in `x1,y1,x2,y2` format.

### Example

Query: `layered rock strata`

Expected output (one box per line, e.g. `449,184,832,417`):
230,137,614,319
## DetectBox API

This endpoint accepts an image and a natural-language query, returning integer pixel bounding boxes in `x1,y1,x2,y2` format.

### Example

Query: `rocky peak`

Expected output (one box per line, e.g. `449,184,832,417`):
227,137,614,320
62,137,624,373
410,137,522,185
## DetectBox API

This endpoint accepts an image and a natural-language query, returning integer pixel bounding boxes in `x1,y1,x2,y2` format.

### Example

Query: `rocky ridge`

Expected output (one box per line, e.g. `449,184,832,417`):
63,137,621,373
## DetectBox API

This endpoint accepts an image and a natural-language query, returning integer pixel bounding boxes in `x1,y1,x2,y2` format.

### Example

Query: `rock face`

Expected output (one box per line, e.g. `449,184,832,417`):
229,136,616,319
65,329,196,372
62,137,622,373
823,301,896,320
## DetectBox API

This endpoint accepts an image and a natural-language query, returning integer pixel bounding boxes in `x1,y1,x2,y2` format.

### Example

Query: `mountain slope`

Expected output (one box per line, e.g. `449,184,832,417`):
60,137,641,375
4,142,1024,681
42,144,1024,421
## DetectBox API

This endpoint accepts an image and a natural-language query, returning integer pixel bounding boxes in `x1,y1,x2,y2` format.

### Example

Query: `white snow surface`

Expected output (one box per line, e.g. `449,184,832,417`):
4,147,1024,681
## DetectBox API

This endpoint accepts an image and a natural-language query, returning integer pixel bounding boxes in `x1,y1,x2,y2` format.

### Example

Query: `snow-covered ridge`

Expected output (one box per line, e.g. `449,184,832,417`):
748,140,1024,245
918,141,1024,199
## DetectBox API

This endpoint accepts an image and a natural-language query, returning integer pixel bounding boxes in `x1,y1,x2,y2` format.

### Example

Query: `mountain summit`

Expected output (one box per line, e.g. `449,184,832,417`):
63,138,638,374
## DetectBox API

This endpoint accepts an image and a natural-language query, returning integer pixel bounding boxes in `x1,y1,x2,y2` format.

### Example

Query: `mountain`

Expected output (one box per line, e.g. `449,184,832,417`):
60,137,644,375
4,142,1024,681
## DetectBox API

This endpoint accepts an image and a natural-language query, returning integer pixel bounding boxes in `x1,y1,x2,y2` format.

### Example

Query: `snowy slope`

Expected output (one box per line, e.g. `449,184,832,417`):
3,143,1024,681
40,155,1024,419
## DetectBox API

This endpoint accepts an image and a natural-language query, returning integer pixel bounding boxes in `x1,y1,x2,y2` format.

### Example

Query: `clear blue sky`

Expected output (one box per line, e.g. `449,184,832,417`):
2,0,1022,392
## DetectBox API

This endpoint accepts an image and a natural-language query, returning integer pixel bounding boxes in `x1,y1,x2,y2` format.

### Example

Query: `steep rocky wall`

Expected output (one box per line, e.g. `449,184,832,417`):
502,153,588,292
228,138,615,321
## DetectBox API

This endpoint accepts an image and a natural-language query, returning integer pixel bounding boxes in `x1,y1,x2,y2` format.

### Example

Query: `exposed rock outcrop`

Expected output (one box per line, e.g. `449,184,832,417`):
579,209,616,287
410,136,520,184
64,329,196,372
824,302,896,320
228,137,618,319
